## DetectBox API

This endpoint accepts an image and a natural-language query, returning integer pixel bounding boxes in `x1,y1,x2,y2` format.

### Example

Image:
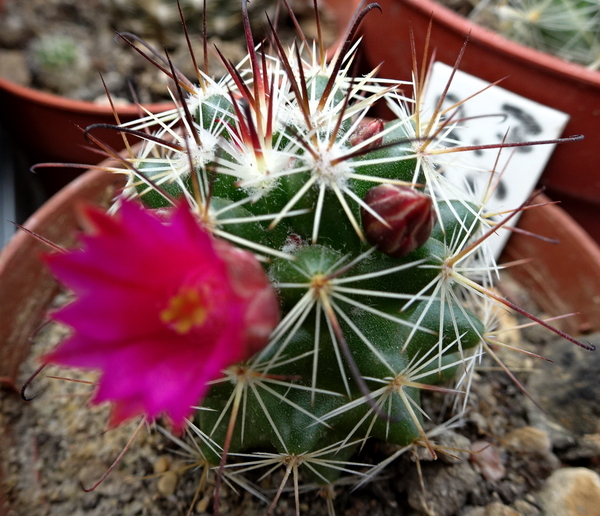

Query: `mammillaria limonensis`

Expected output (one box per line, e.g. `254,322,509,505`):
37,0,593,512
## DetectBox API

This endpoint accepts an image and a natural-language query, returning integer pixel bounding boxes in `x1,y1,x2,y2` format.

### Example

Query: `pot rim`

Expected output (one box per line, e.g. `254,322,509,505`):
0,75,174,116
396,0,600,87
0,0,350,118
0,168,119,271
0,166,126,382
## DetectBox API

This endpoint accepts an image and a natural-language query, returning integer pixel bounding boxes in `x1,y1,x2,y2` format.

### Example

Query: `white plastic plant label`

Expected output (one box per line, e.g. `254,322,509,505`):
423,61,570,260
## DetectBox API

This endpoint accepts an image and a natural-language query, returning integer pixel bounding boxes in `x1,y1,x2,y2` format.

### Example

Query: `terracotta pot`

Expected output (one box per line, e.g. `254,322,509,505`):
322,0,357,53
1,158,600,512
358,0,600,243
0,1,345,195
0,75,173,194
0,164,126,513
500,194,600,336
0,156,130,514
0,76,172,164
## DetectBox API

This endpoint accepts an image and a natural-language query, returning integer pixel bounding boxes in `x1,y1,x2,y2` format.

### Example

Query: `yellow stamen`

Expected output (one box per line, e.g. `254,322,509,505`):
161,287,208,334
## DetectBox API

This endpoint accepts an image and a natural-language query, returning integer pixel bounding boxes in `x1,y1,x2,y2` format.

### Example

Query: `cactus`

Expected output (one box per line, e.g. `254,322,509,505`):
39,0,594,513
471,0,600,69
28,33,90,94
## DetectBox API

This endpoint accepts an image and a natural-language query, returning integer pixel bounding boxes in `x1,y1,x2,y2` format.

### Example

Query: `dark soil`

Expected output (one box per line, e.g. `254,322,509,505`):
0,0,338,104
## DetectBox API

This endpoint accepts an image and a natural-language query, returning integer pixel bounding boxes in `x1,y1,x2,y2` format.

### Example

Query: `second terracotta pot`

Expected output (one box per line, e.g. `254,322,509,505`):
358,0,600,243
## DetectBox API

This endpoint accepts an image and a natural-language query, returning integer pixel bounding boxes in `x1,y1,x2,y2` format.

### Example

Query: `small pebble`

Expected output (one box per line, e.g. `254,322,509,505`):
538,467,600,516
462,502,519,516
504,425,561,470
0,50,31,85
504,426,551,456
157,470,178,497
153,455,171,474
436,430,472,464
512,499,541,516
561,432,600,461
470,441,505,482
195,494,210,513
404,461,480,516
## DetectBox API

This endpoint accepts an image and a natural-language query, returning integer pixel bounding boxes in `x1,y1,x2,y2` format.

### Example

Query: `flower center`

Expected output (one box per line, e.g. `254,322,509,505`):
161,286,208,334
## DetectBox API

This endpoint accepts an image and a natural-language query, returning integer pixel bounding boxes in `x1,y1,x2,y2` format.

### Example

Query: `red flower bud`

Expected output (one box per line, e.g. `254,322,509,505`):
361,184,436,258
349,118,384,149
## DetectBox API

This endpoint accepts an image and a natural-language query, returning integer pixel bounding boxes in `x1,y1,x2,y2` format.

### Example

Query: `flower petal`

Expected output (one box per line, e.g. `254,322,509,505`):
43,200,279,429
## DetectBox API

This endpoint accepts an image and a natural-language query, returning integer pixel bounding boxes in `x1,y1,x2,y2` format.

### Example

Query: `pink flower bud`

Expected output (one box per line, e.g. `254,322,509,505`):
349,118,384,149
361,184,436,258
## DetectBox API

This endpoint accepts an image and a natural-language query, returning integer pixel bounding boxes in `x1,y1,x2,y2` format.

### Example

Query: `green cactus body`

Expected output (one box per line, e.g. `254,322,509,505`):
431,199,480,244
128,106,488,484
135,160,193,208
112,0,550,499
351,120,420,199
125,63,489,482
196,93,236,135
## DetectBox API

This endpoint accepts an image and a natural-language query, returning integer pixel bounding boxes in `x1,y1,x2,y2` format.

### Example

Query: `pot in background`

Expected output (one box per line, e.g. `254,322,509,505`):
0,75,172,195
500,193,600,336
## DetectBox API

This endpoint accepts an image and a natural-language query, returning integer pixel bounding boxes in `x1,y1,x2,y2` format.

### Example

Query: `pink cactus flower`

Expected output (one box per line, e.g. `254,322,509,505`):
43,200,280,431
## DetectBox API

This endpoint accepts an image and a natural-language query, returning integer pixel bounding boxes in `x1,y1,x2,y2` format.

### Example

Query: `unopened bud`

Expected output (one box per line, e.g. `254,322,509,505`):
361,184,436,258
349,119,384,149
